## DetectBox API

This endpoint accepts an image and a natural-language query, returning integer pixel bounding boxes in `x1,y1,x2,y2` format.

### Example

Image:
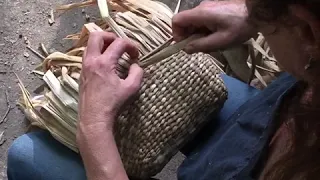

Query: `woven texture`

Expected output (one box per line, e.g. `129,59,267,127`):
18,1,228,179
115,51,227,178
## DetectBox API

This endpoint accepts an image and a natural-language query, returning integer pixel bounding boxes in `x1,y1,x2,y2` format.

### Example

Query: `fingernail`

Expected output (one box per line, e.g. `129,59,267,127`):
184,45,194,54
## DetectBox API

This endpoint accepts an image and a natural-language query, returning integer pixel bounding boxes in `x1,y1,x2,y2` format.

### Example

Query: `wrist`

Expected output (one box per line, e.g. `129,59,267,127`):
76,123,115,152
83,104,118,118
79,108,117,127
76,125,128,180
77,112,116,144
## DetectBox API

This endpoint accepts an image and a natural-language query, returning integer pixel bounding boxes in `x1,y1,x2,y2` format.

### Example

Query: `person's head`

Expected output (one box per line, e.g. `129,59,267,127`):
245,1,320,179
246,0,320,86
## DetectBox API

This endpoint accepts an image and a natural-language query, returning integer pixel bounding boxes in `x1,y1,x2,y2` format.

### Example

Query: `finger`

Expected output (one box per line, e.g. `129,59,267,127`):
123,63,144,92
172,10,196,42
86,32,117,58
200,0,211,5
172,8,211,41
184,31,232,53
102,38,139,64
82,48,87,60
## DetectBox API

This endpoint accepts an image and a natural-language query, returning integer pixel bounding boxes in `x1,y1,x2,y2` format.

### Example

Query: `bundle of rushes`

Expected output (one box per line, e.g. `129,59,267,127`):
18,0,229,178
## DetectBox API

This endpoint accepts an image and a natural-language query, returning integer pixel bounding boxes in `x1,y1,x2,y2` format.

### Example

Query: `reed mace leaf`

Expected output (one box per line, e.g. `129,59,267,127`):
17,0,283,159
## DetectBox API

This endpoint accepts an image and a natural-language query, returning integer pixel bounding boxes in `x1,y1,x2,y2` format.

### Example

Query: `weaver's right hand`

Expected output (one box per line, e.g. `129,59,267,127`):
172,0,255,54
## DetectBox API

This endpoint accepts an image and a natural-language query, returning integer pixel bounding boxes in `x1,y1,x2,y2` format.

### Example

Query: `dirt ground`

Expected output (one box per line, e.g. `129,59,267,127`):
0,0,202,179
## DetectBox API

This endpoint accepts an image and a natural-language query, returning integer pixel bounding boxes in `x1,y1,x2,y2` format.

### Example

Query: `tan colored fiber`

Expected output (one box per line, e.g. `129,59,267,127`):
16,0,255,179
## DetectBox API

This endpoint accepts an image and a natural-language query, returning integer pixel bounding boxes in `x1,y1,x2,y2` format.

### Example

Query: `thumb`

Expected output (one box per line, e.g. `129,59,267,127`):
123,63,144,93
184,31,232,53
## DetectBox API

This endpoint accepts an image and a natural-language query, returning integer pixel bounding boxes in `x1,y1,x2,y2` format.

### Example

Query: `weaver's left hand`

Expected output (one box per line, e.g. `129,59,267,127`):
79,31,144,129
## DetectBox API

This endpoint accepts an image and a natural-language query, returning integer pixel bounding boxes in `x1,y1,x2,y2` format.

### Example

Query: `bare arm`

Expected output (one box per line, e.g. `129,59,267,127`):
77,32,143,180
77,117,128,180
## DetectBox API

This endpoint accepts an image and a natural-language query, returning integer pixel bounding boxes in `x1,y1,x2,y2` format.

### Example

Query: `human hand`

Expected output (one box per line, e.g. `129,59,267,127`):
172,0,255,53
79,32,143,129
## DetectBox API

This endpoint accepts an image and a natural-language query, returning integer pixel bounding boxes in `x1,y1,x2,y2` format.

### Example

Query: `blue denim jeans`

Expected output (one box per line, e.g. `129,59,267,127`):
7,74,296,180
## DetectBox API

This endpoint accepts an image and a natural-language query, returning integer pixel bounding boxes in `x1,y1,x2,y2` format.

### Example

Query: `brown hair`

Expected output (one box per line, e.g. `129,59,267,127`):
247,0,320,22
246,0,320,179
266,83,320,180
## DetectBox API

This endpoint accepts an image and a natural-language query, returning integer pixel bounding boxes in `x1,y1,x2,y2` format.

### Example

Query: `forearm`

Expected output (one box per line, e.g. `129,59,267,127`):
77,31,142,180
77,114,128,180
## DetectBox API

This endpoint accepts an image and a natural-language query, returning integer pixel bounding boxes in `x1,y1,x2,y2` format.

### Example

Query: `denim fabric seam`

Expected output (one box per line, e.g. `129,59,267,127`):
230,78,297,179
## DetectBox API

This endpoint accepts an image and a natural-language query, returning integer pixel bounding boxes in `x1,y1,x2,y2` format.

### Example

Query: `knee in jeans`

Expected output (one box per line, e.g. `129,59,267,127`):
7,134,34,168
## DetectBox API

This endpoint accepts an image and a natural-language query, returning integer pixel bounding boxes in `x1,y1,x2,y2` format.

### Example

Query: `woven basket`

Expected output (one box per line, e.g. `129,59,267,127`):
18,0,228,179
116,51,227,178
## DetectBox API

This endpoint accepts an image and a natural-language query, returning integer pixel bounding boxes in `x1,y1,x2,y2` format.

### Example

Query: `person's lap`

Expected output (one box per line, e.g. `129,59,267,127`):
180,75,259,156
7,75,259,180
7,131,86,180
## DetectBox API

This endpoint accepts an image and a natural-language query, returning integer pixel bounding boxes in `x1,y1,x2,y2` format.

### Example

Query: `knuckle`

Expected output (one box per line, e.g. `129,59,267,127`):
83,61,96,71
